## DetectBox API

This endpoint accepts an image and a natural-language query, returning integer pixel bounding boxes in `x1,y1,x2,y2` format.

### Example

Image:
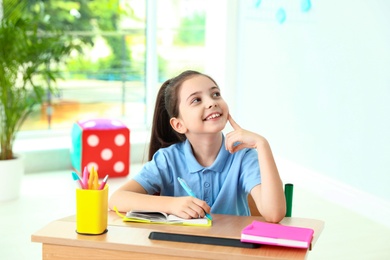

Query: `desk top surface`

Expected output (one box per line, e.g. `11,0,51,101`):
32,211,324,260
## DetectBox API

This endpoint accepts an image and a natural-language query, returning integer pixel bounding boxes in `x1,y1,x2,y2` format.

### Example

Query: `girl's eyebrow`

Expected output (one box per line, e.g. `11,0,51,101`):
186,86,220,102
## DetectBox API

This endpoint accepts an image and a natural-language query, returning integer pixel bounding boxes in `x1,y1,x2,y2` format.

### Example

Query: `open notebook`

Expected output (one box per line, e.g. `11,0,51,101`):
114,207,212,227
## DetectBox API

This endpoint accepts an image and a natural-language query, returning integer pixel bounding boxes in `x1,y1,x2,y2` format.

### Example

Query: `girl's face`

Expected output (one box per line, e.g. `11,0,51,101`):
170,75,229,136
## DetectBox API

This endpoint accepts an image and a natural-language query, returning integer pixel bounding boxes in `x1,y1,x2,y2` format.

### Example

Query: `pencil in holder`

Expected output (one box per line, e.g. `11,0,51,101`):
76,185,109,235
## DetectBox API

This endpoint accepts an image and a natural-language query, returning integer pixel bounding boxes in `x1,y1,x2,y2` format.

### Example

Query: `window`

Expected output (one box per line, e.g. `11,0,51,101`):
156,0,207,77
18,0,207,133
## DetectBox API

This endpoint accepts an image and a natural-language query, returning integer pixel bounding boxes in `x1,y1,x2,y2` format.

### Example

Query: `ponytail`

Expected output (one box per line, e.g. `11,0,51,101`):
148,81,185,161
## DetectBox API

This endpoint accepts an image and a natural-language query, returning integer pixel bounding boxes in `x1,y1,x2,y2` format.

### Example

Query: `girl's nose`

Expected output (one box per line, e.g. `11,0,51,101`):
206,96,217,109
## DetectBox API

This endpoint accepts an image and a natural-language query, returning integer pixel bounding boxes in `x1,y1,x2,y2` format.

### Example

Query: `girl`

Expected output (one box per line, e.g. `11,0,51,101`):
109,70,286,223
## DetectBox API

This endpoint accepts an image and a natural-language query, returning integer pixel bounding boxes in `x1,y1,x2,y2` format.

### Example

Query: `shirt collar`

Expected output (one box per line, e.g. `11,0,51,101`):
184,134,230,173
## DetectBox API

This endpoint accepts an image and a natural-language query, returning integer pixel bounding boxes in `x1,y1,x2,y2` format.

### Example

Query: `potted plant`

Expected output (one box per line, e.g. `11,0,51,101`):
0,13,76,200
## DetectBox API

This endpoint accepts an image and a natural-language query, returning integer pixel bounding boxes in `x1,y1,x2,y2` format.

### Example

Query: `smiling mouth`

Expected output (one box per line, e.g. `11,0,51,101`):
204,113,221,121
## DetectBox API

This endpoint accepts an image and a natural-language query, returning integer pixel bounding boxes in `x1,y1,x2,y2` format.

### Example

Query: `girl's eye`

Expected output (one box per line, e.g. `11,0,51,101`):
213,91,221,97
191,97,201,104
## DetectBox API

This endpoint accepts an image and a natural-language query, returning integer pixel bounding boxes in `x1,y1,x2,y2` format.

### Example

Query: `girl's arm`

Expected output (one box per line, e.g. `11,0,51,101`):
225,115,286,223
249,139,286,222
109,179,211,219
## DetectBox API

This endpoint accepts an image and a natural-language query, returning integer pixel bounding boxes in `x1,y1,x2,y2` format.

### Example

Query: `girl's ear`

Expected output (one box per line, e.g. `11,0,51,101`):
170,117,187,134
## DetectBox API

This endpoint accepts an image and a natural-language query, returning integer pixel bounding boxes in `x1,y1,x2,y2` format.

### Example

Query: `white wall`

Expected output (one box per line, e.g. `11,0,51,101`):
205,0,239,111
233,0,390,204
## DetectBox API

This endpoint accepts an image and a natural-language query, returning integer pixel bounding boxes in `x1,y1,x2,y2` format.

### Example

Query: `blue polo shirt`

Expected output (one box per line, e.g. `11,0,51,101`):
133,134,261,215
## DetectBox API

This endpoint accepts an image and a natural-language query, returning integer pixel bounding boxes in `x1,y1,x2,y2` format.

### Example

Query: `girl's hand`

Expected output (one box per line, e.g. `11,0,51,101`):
170,196,211,219
225,114,266,153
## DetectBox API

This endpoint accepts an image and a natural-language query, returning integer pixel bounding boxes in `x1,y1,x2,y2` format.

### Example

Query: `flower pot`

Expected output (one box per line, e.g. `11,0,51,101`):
0,154,24,201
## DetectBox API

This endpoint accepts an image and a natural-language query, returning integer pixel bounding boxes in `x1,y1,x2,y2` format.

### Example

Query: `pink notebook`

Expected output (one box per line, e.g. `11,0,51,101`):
240,220,314,249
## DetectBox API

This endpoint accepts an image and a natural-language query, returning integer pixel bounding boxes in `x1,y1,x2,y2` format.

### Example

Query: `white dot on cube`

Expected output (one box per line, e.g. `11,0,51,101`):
87,135,99,147
114,134,126,146
84,121,97,128
101,148,113,160
114,161,125,173
111,120,123,126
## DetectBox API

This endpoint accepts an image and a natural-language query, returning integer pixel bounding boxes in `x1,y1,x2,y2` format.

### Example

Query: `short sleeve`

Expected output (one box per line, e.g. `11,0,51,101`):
132,150,169,195
240,148,261,194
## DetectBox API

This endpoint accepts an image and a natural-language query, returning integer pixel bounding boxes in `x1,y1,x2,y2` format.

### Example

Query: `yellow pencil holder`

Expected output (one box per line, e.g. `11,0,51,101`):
76,185,108,235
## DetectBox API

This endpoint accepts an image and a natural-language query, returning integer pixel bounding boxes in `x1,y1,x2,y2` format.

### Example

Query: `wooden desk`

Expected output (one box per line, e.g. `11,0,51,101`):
31,211,324,260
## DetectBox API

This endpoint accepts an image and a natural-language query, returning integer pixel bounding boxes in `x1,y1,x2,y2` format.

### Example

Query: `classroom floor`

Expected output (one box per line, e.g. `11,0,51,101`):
1,165,390,260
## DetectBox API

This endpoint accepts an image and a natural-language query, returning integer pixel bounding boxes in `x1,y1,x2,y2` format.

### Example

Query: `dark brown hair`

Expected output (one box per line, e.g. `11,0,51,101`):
148,70,218,160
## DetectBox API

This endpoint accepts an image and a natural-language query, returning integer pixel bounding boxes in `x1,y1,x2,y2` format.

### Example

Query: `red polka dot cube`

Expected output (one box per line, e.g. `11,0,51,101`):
71,119,130,178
